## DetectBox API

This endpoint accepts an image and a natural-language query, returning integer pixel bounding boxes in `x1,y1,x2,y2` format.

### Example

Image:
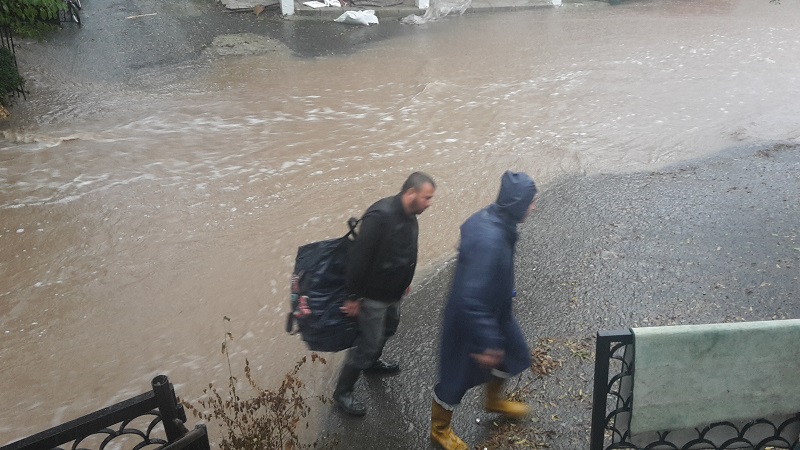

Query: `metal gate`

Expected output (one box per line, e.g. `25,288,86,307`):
1,25,27,102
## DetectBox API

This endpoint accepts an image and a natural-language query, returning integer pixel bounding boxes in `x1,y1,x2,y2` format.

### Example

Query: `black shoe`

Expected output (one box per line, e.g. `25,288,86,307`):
364,359,401,375
334,392,367,416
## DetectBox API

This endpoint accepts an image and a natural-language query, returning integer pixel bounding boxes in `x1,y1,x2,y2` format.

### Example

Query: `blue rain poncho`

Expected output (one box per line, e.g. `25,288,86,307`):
434,171,537,406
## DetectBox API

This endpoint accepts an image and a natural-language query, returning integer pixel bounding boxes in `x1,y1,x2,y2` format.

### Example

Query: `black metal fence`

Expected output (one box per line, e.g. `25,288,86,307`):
0,25,26,101
590,329,800,450
0,375,210,450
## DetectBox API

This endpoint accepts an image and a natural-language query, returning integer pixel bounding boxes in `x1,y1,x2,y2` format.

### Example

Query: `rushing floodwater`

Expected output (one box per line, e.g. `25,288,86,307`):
2,0,800,444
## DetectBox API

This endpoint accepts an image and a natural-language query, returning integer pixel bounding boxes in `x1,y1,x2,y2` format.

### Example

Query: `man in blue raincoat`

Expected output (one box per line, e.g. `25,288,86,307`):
430,171,538,450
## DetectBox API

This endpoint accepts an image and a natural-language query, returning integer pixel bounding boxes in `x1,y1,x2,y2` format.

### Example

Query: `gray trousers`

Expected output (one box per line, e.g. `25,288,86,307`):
346,297,401,370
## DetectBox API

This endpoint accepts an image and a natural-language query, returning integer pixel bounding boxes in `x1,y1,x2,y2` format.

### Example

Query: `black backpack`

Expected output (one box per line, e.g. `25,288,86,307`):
285,218,360,352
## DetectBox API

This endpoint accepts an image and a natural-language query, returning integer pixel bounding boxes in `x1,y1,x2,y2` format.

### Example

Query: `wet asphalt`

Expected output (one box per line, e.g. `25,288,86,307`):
9,2,800,448
318,142,800,449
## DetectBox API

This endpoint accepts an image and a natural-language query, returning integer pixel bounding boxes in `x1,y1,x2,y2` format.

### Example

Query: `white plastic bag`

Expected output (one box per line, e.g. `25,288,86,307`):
334,10,379,25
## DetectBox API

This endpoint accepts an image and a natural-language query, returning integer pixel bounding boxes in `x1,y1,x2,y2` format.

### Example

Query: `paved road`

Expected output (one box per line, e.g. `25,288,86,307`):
317,142,800,449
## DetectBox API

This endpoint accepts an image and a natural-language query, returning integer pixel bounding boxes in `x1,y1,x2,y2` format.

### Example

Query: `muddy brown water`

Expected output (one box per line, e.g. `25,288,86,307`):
2,0,800,444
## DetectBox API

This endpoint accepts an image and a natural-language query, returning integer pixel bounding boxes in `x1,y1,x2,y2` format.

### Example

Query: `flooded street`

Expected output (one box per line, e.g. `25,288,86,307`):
2,0,800,444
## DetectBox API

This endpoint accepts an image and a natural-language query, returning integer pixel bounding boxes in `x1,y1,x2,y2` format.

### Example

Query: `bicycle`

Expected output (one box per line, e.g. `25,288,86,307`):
62,0,82,27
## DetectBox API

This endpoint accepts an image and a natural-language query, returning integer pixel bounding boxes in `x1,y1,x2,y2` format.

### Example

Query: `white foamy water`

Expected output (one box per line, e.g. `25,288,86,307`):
2,0,800,444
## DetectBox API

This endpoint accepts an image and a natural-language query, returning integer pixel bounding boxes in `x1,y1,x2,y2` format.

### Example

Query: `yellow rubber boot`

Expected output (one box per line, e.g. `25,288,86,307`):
431,400,468,450
484,377,529,419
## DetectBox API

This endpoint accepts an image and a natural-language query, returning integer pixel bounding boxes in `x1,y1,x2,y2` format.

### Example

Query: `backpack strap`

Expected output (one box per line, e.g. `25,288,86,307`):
345,216,360,239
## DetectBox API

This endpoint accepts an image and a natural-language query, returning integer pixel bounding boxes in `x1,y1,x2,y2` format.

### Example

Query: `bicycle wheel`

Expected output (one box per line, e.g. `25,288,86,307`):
68,2,81,26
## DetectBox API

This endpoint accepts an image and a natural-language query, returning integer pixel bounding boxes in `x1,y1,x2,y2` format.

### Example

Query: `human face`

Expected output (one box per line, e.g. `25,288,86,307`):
408,183,435,215
521,196,537,222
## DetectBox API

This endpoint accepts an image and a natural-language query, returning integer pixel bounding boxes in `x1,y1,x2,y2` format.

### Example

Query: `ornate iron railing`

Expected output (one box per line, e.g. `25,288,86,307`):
590,329,800,450
0,25,26,101
0,375,209,450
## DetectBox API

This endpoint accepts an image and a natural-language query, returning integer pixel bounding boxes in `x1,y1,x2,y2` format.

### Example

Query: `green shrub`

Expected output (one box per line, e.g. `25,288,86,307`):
0,0,64,39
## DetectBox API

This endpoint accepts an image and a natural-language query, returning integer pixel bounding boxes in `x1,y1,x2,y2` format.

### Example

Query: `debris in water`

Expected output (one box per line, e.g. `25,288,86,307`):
126,13,157,19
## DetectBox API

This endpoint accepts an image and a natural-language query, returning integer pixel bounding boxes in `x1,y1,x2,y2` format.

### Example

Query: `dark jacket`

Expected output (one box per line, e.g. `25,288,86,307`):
346,194,418,303
435,172,537,405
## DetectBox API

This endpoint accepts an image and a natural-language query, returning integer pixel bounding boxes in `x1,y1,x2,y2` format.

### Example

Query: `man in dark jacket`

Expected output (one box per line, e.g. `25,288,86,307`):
430,171,537,449
333,172,436,417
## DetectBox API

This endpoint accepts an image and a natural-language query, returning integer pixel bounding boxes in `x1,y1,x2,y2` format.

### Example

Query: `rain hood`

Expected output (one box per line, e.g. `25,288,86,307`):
494,171,537,223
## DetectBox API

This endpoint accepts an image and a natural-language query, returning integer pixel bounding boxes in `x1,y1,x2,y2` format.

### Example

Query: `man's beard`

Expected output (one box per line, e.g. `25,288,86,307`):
410,199,425,215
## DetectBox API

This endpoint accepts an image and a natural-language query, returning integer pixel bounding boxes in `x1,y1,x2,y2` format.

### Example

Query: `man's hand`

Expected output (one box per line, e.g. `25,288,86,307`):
340,299,361,318
470,349,505,369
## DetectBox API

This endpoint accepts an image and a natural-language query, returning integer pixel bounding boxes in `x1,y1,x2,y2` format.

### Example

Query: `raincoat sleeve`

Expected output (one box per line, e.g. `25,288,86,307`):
457,234,507,354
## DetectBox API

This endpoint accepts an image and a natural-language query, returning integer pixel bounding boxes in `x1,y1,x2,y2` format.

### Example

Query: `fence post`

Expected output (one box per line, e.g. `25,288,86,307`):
152,375,184,442
589,331,614,450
